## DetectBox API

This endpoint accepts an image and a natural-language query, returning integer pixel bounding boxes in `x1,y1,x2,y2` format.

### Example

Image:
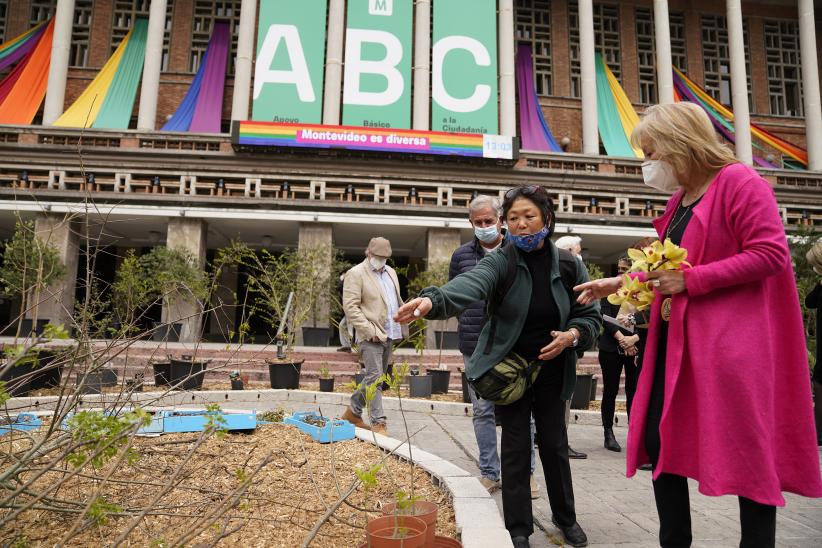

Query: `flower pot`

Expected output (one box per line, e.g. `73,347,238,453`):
434,330,460,350
231,378,245,390
19,319,49,336
152,322,182,342
28,351,62,390
382,500,438,547
460,371,471,403
152,362,172,386
433,535,463,547
319,377,335,392
409,375,432,398
571,373,594,410
365,515,427,548
169,358,209,390
267,359,303,389
0,359,35,396
426,369,451,394
301,326,332,346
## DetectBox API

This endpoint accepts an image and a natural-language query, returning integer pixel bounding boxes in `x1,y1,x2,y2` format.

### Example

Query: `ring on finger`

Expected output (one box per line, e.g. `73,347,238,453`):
649,279,661,287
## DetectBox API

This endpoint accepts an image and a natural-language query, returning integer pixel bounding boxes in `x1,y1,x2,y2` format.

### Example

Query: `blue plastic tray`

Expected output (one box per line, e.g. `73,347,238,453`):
0,413,42,436
158,410,257,433
284,412,355,443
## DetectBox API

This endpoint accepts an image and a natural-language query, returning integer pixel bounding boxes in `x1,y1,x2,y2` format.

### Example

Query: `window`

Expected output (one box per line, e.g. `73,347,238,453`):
30,0,55,25
112,0,174,70
190,0,240,74
569,1,621,98
635,8,687,104
701,14,752,110
516,0,552,96
67,0,93,67
764,20,803,117
0,1,7,43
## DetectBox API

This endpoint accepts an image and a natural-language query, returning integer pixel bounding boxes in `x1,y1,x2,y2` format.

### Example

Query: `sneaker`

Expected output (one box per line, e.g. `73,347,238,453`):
479,476,501,493
551,516,588,547
371,423,387,435
530,474,540,499
341,408,370,430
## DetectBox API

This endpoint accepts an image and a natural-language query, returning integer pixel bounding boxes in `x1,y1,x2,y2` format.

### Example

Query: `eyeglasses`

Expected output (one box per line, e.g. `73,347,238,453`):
505,185,545,199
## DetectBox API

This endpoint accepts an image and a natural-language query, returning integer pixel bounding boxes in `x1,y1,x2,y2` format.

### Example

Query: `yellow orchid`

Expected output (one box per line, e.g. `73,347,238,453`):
626,247,651,272
607,275,655,311
650,238,691,271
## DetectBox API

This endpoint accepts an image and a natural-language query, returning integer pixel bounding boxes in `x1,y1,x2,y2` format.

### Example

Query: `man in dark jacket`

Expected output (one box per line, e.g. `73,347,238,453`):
450,195,538,496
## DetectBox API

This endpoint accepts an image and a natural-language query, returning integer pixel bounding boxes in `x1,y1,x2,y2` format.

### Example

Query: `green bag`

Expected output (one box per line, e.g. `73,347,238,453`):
470,353,541,405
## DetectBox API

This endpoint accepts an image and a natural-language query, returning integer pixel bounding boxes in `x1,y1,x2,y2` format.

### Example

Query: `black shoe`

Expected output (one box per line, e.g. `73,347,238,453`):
511,536,530,548
568,446,588,459
551,516,588,547
604,428,622,452
638,463,653,471
336,346,351,353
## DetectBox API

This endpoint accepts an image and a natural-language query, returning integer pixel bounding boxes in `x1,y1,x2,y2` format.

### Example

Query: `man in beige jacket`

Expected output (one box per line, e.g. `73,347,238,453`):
341,237,405,433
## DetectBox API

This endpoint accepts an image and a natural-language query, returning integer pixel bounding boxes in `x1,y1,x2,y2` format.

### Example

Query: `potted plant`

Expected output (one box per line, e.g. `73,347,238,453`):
318,365,334,392
111,250,154,339
0,220,66,340
293,244,349,347
168,354,210,391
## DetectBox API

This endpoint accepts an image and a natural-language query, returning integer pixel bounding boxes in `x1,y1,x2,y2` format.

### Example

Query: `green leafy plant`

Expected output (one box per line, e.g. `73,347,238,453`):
66,409,150,469
86,496,122,526
318,365,331,379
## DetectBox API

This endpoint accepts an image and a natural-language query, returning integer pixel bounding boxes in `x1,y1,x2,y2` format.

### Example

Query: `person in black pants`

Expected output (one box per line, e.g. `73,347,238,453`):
804,241,822,445
598,257,639,452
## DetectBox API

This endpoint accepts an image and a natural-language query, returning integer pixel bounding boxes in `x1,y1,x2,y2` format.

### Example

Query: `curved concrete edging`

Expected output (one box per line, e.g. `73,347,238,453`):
354,428,514,548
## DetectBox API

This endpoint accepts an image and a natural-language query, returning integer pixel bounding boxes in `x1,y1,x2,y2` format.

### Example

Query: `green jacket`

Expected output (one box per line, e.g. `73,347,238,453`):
420,242,601,401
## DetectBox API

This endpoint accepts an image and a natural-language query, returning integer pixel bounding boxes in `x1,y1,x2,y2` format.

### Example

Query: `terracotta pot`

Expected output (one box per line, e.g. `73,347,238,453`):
365,515,427,548
381,500,437,547
433,536,462,547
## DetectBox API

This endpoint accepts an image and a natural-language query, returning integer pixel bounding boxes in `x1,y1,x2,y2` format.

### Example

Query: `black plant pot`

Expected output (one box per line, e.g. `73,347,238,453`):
426,368,451,394
302,326,332,347
434,330,460,350
461,371,471,403
28,351,62,391
231,378,244,390
319,377,335,392
0,360,35,396
268,360,303,389
75,369,117,394
152,322,182,342
168,358,208,390
571,373,594,410
19,319,49,336
409,375,432,398
152,362,172,386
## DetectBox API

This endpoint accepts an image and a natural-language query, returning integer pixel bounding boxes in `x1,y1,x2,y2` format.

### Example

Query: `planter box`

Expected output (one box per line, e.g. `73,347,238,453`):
0,413,42,436
302,326,332,346
284,412,355,443
161,409,257,433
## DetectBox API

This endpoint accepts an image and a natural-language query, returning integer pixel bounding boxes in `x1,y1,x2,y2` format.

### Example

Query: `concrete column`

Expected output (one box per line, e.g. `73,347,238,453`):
322,0,346,125
43,0,76,125
412,0,431,130
162,218,207,342
137,0,168,130
26,215,80,330
726,0,752,165
425,228,461,349
498,0,516,136
653,0,674,105
579,0,598,155
231,0,257,122
208,264,237,340
799,0,822,171
297,223,334,346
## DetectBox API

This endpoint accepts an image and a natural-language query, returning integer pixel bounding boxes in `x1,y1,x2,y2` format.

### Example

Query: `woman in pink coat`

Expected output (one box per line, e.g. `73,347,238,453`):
575,103,822,547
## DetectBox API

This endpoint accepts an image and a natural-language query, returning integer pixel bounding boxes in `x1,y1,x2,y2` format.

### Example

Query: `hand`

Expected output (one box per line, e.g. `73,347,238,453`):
646,270,686,295
573,276,622,304
625,345,638,357
619,334,639,349
395,297,433,323
538,330,574,361
370,336,380,343
616,313,634,328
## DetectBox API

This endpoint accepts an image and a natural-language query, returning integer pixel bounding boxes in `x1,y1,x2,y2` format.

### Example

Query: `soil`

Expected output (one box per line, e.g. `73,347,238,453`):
1,423,457,547
302,415,328,427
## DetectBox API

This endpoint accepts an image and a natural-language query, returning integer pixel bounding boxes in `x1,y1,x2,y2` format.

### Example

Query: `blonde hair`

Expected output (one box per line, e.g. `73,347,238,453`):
631,103,736,180
807,241,822,274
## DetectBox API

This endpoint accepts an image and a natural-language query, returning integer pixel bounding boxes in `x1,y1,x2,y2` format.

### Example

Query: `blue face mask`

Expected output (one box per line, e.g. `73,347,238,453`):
506,226,551,252
474,225,499,244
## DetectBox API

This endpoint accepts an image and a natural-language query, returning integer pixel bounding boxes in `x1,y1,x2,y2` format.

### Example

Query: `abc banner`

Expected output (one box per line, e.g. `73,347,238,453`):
432,0,498,134
342,0,413,129
252,0,327,123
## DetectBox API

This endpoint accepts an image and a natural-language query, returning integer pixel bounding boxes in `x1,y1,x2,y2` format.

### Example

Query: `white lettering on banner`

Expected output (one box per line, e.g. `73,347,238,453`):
432,36,491,113
369,0,392,16
343,29,404,107
253,25,315,102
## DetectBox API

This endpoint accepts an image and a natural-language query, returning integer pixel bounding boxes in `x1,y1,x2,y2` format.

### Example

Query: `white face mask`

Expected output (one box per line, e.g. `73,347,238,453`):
369,257,387,270
641,160,680,193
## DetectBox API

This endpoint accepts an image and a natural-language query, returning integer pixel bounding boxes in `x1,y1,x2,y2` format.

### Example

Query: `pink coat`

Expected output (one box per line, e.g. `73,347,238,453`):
626,163,822,506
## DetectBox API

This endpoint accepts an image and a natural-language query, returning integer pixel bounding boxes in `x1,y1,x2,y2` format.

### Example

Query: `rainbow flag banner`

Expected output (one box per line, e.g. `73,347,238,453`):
232,121,518,160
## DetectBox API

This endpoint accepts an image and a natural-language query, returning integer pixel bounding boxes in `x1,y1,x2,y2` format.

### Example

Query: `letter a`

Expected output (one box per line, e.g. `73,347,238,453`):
254,25,315,102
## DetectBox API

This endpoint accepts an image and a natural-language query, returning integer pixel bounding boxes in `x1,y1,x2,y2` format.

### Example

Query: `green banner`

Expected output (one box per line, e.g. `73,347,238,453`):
252,0,327,123
342,0,412,129
432,0,498,134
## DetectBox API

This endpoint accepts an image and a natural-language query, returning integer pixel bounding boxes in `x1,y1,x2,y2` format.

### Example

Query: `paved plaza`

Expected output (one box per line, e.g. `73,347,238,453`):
380,408,822,547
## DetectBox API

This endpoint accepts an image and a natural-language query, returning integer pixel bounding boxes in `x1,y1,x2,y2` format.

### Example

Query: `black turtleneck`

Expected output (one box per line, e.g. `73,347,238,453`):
512,244,561,361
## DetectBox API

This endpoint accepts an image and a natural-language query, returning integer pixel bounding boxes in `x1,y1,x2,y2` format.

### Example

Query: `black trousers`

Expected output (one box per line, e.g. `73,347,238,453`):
598,350,638,426
495,363,576,538
645,329,776,548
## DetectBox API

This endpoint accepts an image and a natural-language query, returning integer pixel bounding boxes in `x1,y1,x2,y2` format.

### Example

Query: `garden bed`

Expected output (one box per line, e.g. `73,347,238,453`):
1,421,456,546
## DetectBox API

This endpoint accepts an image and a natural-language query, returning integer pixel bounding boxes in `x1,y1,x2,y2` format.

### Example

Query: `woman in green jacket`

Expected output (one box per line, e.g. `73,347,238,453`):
396,185,601,548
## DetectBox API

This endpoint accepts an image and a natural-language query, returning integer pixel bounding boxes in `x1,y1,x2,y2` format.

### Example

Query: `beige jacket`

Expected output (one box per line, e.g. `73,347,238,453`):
342,259,407,342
